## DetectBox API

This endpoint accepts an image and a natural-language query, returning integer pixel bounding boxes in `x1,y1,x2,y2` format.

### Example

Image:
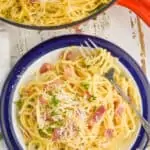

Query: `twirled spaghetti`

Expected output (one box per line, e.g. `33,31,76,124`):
0,0,111,26
16,47,140,150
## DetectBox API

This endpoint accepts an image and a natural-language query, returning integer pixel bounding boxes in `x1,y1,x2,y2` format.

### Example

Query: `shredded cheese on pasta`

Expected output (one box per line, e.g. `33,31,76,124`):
0,0,111,26
16,47,140,150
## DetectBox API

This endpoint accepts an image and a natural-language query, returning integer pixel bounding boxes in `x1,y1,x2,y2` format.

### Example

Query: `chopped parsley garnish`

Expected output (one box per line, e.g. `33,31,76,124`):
81,82,89,90
48,119,64,130
56,121,64,127
50,121,64,128
46,127,54,133
51,111,58,116
16,100,23,110
38,129,48,138
47,91,52,95
88,96,96,102
51,95,59,106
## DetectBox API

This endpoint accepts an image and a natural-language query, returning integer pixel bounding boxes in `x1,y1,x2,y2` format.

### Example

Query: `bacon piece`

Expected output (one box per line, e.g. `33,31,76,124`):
60,51,79,61
59,51,65,59
43,112,47,121
52,128,61,141
88,105,106,129
39,96,47,104
64,66,76,78
66,51,73,60
104,128,114,138
84,91,91,99
66,51,79,61
39,63,54,74
115,104,124,116
24,89,32,96
44,79,63,91
44,113,53,121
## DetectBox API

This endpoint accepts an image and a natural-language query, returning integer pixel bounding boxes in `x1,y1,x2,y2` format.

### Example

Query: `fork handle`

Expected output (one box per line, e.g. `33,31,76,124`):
111,80,150,140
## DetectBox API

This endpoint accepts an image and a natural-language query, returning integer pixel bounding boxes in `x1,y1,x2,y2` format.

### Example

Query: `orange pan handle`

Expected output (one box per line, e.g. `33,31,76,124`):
117,0,150,26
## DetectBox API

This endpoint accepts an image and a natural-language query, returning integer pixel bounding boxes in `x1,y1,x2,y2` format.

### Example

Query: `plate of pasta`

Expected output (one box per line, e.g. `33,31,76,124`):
0,34,150,150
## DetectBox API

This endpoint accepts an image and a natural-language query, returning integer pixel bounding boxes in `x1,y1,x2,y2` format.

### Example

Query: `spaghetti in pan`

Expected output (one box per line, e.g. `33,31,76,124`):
0,0,111,26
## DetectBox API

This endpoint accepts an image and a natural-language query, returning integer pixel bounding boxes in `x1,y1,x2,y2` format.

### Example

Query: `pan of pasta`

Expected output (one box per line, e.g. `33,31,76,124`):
0,0,149,29
0,34,150,150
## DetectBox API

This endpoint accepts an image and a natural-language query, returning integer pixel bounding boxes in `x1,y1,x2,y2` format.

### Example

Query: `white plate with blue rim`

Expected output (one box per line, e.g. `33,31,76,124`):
0,34,150,150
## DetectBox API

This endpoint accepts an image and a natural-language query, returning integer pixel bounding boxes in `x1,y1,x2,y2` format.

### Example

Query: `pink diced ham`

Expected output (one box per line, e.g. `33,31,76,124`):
64,66,76,78
60,51,79,61
104,128,114,138
84,91,91,99
39,96,47,104
39,63,54,74
52,128,61,141
66,51,79,61
115,104,124,116
88,105,106,129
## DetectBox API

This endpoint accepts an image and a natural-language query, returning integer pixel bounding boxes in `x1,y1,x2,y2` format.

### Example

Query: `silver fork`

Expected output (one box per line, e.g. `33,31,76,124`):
81,38,150,149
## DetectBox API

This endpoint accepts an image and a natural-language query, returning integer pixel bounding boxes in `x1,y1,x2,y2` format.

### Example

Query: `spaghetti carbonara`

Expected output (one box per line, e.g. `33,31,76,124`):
0,0,111,26
16,47,140,150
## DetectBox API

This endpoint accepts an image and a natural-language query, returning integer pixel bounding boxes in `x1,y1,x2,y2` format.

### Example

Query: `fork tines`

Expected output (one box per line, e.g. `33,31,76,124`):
80,38,99,57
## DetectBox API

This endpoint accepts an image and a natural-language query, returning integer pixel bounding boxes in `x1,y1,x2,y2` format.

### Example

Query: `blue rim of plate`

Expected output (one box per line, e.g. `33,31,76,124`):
0,34,150,150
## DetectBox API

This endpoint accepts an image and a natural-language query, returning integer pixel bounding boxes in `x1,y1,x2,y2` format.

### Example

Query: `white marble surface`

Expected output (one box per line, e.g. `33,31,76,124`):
0,31,10,90
0,5,150,150
0,30,9,150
